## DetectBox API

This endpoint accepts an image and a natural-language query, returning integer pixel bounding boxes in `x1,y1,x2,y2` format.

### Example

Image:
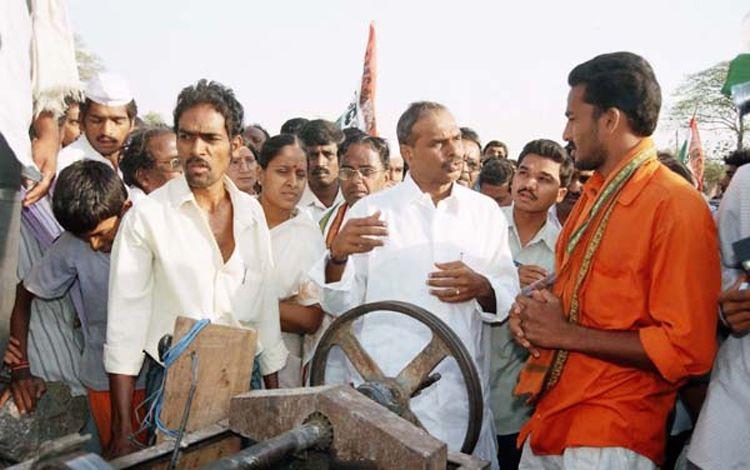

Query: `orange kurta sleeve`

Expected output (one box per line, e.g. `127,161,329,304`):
639,189,720,384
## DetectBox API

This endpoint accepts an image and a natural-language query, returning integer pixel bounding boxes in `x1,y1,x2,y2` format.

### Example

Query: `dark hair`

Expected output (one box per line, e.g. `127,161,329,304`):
339,134,390,170
517,139,575,187
460,127,481,151
397,102,448,146
53,160,128,236
239,142,260,160
343,127,367,141
298,119,344,148
57,96,83,127
280,117,309,136
478,158,515,187
258,133,302,169
80,98,138,121
173,79,244,138
568,51,661,136
724,148,750,167
483,140,507,155
658,151,694,185
120,125,175,189
246,123,270,140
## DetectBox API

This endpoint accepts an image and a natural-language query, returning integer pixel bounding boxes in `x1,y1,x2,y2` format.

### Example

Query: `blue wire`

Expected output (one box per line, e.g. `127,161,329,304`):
139,319,211,439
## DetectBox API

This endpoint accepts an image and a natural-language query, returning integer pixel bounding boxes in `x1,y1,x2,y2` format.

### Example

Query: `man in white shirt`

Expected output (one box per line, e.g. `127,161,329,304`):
105,80,287,457
487,139,573,470
298,120,345,222
311,102,518,468
688,163,750,469
56,72,136,175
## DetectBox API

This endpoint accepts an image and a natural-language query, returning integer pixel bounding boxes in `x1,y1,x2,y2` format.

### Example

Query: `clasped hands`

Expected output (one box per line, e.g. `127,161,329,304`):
509,288,576,357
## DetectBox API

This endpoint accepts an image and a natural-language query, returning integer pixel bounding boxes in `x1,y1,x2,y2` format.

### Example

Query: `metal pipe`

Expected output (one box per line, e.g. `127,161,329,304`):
203,421,330,469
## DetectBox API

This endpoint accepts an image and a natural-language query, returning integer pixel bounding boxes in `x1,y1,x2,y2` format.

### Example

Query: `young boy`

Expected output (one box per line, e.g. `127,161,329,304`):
22,160,147,451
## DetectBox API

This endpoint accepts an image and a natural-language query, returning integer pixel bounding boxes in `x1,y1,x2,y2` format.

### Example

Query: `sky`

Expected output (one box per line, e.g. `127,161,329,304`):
69,0,749,157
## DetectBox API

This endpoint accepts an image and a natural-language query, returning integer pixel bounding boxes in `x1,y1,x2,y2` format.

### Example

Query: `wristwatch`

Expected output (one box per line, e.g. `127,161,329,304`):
328,252,349,265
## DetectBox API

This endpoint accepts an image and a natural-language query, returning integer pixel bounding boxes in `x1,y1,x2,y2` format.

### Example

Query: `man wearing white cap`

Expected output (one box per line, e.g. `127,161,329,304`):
56,72,138,175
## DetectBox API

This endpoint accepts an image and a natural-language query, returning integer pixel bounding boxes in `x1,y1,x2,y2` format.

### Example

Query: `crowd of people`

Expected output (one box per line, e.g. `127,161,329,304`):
2,4,750,470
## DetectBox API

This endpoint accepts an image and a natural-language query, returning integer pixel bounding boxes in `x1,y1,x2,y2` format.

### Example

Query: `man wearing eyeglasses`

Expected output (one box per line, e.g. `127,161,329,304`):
319,133,390,249
119,125,182,202
458,127,482,189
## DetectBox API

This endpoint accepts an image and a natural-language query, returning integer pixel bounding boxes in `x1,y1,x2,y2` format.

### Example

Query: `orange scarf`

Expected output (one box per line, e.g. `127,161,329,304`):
324,203,349,249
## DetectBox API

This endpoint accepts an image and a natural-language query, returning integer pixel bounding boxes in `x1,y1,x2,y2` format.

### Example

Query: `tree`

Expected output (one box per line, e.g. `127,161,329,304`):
74,35,104,82
667,61,747,155
143,112,166,126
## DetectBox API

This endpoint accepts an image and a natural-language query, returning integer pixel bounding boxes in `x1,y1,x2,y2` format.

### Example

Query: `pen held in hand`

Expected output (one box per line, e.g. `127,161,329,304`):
521,273,557,296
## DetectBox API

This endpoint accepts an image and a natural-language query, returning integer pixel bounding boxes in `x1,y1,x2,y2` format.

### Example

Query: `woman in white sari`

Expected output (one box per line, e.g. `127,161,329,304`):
256,134,326,387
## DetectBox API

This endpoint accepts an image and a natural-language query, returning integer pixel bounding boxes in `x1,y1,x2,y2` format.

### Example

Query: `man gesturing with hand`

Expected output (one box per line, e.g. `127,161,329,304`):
312,102,518,469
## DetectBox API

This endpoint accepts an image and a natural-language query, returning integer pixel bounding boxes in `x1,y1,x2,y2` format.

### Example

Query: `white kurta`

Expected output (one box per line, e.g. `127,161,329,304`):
310,175,519,468
105,175,288,377
0,1,33,169
269,210,326,387
688,164,750,469
56,136,117,174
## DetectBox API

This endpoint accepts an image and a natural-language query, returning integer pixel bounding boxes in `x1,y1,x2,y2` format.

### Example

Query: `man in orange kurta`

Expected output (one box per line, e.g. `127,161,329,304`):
509,52,720,468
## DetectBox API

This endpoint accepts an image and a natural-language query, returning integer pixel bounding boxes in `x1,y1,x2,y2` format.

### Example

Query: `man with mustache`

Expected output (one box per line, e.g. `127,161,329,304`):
487,139,573,470
298,119,345,222
311,102,518,468
104,80,287,457
56,73,137,176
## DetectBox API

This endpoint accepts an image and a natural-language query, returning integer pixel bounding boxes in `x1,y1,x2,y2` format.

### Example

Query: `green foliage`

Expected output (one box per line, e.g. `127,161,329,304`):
667,61,747,154
143,111,166,126
74,35,104,82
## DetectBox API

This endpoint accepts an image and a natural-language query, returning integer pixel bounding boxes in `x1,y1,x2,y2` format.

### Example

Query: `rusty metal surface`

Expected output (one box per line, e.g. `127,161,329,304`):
204,418,331,469
309,301,483,454
228,385,447,470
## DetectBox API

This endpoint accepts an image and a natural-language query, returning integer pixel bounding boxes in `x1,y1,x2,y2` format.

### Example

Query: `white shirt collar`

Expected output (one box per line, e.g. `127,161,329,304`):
397,173,465,212
299,183,344,211
165,174,259,231
503,204,559,252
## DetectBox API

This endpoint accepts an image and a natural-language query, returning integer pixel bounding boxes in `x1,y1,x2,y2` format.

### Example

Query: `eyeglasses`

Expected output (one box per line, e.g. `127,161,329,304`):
156,157,182,172
338,167,383,180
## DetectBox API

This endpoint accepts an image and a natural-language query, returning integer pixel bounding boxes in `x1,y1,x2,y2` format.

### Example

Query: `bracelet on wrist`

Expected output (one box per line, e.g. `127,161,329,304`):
9,361,30,371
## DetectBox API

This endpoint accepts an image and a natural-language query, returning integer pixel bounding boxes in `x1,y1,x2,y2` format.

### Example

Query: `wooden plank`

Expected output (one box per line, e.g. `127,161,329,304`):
157,317,256,443
110,423,238,469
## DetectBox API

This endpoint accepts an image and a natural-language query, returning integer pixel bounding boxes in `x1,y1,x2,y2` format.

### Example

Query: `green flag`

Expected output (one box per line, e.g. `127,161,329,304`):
722,54,750,96
677,138,689,164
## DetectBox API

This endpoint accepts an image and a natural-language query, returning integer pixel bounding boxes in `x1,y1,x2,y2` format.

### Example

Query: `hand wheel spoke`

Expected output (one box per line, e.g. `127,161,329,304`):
394,335,450,397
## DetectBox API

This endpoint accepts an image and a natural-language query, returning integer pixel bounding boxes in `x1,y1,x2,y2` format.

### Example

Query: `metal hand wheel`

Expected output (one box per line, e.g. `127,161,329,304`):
309,301,483,454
